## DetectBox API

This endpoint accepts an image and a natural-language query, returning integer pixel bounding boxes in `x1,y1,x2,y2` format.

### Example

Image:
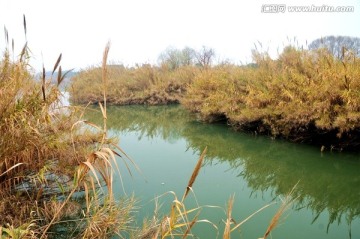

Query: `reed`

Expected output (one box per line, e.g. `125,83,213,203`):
182,147,207,202
0,20,135,238
261,184,298,239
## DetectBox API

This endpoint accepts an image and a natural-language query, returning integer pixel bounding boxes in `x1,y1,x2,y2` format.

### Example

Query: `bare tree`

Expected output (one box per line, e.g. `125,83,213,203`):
308,36,360,59
195,46,215,68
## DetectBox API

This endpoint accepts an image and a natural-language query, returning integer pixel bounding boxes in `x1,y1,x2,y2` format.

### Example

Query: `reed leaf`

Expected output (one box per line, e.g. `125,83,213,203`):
59,68,74,86
83,120,103,131
57,65,62,86
230,202,275,232
42,65,46,101
52,53,62,75
0,163,24,177
112,143,144,178
98,101,107,120
83,181,90,214
262,184,298,239
20,42,28,62
182,212,200,238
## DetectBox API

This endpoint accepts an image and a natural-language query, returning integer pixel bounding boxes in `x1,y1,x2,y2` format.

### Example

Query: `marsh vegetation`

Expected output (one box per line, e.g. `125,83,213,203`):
1,23,294,238
2,16,359,238
70,44,360,150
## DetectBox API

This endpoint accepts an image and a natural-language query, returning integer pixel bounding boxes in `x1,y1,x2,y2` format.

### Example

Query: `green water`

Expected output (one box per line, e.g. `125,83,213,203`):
86,105,360,239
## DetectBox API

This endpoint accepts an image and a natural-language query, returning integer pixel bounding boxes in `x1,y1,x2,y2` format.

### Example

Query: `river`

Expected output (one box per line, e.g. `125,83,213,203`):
85,105,360,239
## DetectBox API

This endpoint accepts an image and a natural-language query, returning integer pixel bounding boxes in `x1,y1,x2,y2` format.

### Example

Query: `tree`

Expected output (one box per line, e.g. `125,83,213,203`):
308,36,360,59
195,46,215,68
158,46,196,70
181,47,196,66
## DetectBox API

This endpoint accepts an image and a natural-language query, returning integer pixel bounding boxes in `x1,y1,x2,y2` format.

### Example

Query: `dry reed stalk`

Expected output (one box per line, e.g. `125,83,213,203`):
261,184,298,239
182,147,207,202
100,41,110,147
230,202,275,233
223,194,235,239
182,211,200,238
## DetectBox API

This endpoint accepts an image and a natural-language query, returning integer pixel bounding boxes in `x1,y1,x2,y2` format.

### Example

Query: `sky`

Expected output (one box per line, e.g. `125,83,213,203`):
0,0,359,71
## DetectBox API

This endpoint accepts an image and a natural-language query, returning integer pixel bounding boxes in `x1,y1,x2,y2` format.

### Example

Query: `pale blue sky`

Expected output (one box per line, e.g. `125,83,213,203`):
0,0,359,71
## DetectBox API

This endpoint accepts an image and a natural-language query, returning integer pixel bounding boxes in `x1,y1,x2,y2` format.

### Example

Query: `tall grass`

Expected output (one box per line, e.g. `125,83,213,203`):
70,64,198,105
182,46,360,150
0,21,135,238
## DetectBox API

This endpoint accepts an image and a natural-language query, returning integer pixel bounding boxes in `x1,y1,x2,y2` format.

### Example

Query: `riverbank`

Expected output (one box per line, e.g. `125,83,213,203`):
70,46,360,151
69,64,197,105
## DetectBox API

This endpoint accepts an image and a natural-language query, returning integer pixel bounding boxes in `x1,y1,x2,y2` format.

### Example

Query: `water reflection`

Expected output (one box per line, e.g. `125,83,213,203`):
85,105,360,232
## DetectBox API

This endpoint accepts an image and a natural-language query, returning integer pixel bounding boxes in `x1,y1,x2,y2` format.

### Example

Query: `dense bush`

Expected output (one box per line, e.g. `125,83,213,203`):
70,64,199,105
183,46,360,149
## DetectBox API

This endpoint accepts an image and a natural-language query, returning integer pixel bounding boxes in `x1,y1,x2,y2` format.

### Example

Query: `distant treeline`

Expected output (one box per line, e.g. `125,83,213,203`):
69,37,360,150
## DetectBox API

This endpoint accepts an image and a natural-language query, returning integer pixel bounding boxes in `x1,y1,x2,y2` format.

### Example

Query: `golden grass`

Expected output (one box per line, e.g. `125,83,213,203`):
0,20,136,238
69,64,197,106
182,46,360,150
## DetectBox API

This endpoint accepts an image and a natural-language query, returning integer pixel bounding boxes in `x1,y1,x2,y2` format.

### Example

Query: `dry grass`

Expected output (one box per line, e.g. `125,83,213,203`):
182,46,360,150
0,21,135,238
69,64,197,105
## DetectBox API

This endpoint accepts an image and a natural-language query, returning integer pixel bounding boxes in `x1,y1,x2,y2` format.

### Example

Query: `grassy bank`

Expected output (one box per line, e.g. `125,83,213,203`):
69,45,360,150
183,46,360,150
70,64,198,105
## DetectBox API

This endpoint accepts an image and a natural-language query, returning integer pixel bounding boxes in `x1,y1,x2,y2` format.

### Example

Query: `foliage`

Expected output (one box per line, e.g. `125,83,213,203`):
182,46,360,150
70,64,198,105
0,29,135,238
158,46,215,69
158,46,196,70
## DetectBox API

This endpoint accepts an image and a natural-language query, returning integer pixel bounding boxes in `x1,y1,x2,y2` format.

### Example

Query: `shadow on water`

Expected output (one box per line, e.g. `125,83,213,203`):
85,104,360,234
